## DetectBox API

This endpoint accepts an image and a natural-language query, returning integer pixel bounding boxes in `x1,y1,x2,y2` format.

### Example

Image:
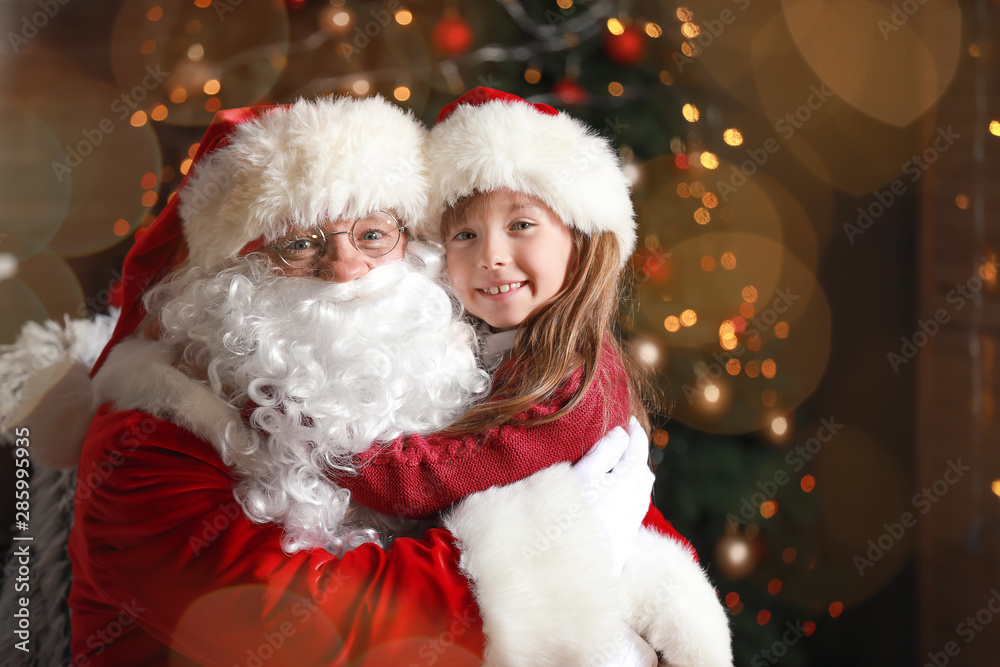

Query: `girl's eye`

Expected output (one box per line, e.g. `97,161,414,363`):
452,231,475,241
511,220,533,231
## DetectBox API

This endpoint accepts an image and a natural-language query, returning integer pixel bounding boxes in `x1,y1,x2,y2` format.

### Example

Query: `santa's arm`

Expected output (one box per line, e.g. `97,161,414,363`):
71,406,627,667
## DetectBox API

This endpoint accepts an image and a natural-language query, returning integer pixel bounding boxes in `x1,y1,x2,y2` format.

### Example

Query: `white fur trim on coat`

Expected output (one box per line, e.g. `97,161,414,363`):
179,95,431,270
0,309,119,468
91,337,249,453
429,99,636,266
443,463,628,667
621,527,734,667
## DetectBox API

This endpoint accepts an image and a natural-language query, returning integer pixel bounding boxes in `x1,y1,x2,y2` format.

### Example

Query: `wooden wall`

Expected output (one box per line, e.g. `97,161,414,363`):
919,3,1000,662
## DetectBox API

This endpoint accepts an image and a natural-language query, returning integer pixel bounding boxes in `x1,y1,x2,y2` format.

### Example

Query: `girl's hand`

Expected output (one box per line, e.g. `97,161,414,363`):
573,416,655,574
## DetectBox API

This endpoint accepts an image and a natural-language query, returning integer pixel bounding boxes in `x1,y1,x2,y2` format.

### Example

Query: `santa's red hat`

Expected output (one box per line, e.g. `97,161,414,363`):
91,95,430,375
429,87,636,266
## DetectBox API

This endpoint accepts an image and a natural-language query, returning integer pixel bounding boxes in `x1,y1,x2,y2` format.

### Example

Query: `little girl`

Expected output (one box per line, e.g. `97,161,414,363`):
339,88,733,667
339,87,652,522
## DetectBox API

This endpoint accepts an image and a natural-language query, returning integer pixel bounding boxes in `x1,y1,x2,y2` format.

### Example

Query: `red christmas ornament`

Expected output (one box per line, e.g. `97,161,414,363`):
432,13,473,57
603,25,647,67
551,79,588,106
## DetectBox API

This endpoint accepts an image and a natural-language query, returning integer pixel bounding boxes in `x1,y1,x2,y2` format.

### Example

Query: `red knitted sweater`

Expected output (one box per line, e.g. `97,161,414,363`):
339,343,631,519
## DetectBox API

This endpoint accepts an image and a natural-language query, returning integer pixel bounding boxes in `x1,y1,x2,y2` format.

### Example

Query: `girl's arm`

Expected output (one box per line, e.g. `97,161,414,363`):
339,348,630,518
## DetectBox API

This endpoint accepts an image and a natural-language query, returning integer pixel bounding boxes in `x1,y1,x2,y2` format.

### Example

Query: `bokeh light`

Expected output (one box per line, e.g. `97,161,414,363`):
110,0,290,126
3,61,162,258
0,108,70,260
634,233,830,434
781,0,961,127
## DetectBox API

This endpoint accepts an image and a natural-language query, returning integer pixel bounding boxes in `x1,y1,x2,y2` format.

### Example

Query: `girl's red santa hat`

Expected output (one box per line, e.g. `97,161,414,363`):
91,95,431,375
429,87,637,267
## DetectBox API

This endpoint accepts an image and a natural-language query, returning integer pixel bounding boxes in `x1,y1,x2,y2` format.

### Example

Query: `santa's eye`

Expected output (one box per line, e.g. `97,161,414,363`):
281,237,321,254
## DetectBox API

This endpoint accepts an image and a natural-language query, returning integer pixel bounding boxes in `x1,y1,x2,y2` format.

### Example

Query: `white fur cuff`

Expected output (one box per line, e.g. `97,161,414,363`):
443,464,626,667
91,337,247,458
621,528,734,667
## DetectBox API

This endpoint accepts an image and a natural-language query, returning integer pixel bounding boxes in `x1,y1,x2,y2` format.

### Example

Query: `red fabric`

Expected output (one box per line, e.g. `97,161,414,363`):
90,105,277,378
69,405,485,667
340,344,629,519
641,503,700,564
436,86,559,124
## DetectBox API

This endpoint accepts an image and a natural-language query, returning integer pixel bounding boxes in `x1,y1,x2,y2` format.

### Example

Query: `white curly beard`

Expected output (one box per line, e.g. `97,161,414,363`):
149,242,488,554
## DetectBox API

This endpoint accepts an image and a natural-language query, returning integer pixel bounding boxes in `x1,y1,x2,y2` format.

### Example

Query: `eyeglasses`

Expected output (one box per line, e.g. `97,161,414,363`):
268,211,405,268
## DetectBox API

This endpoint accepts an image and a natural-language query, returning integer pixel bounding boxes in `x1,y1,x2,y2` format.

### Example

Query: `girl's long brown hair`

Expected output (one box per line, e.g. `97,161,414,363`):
441,192,654,435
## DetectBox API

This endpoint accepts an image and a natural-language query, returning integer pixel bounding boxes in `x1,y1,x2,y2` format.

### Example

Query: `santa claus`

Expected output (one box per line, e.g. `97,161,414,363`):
53,96,732,666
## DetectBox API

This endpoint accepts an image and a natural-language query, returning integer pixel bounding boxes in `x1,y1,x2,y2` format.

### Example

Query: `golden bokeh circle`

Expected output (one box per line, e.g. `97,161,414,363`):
781,0,962,128
29,77,162,257
749,13,939,195
0,108,71,260
110,0,290,127
636,233,830,434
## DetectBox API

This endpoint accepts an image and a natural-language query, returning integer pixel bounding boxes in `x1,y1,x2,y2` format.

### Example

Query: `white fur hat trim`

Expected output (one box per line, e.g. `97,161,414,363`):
179,95,430,270
430,93,636,267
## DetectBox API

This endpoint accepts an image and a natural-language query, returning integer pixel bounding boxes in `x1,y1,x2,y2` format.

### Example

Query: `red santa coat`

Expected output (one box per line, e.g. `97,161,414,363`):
69,337,734,666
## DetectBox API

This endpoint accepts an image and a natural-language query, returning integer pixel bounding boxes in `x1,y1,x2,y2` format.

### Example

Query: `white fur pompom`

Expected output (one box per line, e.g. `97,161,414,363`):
0,309,119,468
